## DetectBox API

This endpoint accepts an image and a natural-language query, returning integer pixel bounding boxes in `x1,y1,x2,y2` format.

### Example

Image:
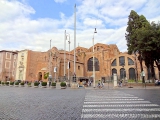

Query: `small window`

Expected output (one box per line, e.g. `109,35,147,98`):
21,53,24,57
78,66,80,70
119,56,125,66
5,61,10,69
111,59,116,66
6,52,11,59
128,57,134,65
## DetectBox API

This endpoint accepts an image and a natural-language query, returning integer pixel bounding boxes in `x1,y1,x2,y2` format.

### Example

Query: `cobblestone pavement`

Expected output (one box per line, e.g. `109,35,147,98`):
0,86,160,120
0,86,86,120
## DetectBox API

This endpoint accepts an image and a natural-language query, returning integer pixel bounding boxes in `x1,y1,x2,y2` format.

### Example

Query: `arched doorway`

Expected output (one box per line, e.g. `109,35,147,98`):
38,72,42,81
120,68,126,80
129,68,136,80
112,68,117,75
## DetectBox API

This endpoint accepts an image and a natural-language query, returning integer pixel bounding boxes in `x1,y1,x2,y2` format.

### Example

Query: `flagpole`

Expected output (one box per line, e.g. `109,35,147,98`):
74,4,76,82
68,35,70,86
49,39,52,86
64,30,66,81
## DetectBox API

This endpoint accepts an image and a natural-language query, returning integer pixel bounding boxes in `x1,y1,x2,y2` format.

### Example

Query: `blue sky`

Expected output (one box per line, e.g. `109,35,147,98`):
26,0,77,20
0,0,160,52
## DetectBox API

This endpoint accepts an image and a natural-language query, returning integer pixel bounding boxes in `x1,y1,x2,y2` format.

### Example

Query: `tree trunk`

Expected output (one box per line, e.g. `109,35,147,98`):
155,60,160,79
151,64,156,83
138,54,144,83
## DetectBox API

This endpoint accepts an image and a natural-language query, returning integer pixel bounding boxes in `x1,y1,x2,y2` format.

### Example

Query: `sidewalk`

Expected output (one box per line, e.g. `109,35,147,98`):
82,83,160,90
49,82,160,90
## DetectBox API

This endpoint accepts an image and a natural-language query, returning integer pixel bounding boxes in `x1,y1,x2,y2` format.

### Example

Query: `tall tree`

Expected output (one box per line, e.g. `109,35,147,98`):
125,10,149,82
126,10,160,81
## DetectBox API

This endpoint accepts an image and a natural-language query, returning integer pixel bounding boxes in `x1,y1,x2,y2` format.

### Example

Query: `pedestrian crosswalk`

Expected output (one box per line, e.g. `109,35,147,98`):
81,90,160,119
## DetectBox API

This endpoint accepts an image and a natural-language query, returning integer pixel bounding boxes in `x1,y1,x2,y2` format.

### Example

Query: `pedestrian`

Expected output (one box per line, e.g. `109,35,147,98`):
120,80,122,87
118,80,121,87
49,81,51,87
97,80,101,88
39,80,42,87
88,79,91,86
101,80,104,88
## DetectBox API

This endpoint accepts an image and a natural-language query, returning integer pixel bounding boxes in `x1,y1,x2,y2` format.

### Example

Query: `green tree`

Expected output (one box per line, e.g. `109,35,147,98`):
126,10,160,81
125,10,149,82
44,72,49,79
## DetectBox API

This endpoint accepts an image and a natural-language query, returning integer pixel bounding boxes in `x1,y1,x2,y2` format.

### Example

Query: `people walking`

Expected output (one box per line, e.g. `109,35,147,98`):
97,80,101,89
101,80,104,88
88,80,92,86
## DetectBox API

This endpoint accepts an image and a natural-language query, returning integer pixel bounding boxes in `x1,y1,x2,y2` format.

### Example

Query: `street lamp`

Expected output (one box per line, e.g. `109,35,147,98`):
66,33,70,86
48,39,52,86
54,52,57,82
64,30,70,84
64,30,66,81
93,28,97,88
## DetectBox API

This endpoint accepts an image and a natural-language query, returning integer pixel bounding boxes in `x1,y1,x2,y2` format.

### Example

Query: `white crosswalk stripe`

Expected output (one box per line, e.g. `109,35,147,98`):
81,90,160,119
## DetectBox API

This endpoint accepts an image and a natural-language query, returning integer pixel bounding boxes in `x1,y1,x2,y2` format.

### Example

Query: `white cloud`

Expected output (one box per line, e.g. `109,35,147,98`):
0,0,35,22
0,0,160,53
54,0,66,3
83,18,103,27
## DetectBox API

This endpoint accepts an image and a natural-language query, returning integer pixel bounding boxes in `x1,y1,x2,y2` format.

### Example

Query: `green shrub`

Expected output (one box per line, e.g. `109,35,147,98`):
15,82,19,85
21,82,24,85
10,82,14,85
2,82,4,85
0,81,1,84
128,79,136,83
28,82,31,86
52,82,56,86
34,82,39,86
60,82,66,87
42,82,47,86
5,82,9,85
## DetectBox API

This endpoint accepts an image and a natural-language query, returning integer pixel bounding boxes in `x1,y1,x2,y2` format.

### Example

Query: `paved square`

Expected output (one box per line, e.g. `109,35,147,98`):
0,86,160,120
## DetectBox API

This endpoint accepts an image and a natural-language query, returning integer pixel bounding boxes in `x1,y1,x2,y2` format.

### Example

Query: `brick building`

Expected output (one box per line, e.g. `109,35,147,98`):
0,50,18,81
11,43,159,83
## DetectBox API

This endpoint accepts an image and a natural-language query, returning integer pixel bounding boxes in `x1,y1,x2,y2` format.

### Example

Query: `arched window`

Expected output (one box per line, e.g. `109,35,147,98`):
119,56,125,66
128,57,134,65
87,57,99,71
120,68,126,79
112,68,117,75
111,59,116,66
129,68,135,79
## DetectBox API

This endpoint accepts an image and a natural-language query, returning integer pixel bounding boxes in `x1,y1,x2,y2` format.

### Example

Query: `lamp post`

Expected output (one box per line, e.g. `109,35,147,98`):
93,28,97,88
73,4,76,83
64,30,66,81
66,33,70,86
54,52,57,82
8,52,11,81
64,30,71,83
48,39,52,86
